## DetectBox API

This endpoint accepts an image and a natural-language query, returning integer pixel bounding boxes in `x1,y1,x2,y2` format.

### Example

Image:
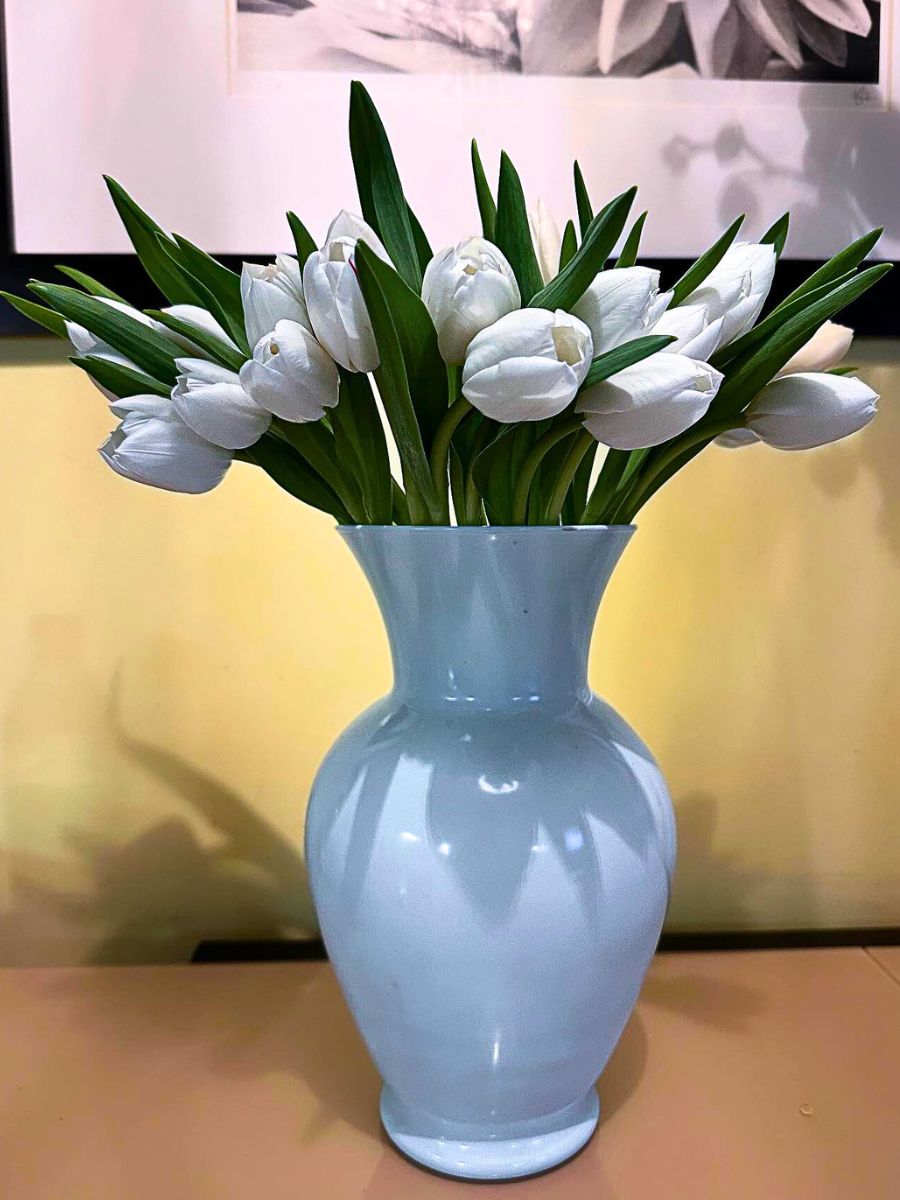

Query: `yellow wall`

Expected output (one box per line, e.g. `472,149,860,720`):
1,338,898,964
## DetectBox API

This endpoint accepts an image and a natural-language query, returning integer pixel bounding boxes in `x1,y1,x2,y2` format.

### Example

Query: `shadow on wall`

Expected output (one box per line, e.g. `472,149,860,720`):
663,78,900,252
669,793,773,931
0,618,315,966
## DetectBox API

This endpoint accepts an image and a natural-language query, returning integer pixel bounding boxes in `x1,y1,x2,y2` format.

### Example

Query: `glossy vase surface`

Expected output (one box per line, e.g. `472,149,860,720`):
305,526,675,1181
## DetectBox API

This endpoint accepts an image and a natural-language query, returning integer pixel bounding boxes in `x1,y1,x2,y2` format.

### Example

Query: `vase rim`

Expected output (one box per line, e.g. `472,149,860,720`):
337,524,636,534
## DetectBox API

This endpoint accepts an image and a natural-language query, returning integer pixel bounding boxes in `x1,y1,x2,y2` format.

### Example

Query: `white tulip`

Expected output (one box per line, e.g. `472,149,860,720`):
650,302,724,362
171,357,270,450
778,321,853,377
681,241,776,348
421,237,521,364
100,395,232,494
239,320,339,423
574,267,672,354
716,427,760,449
528,200,561,285
741,371,878,451
303,211,390,373
241,254,310,348
716,322,856,448
577,352,723,449
161,304,238,354
462,308,593,422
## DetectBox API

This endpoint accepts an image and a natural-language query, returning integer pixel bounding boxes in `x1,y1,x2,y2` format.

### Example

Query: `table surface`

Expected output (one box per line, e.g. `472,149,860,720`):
1,948,899,1200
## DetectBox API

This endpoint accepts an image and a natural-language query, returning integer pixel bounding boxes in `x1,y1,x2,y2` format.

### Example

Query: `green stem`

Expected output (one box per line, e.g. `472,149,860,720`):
580,448,628,524
511,416,584,526
462,422,492,526
543,430,595,524
429,396,472,517
392,479,411,525
613,418,743,523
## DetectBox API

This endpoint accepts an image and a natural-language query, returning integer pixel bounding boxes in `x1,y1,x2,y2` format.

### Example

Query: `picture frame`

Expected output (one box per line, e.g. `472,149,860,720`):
1,0,897,334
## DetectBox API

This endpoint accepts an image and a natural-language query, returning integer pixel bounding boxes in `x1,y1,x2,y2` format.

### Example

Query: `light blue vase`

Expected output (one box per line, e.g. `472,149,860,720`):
305,526,675,1181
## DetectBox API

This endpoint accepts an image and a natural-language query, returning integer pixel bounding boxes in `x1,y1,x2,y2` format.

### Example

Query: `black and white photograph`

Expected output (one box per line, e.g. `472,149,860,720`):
235,0,882,82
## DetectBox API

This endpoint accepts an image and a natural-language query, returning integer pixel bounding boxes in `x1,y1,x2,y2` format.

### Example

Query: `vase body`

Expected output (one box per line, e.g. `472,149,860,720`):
305,526,675,1181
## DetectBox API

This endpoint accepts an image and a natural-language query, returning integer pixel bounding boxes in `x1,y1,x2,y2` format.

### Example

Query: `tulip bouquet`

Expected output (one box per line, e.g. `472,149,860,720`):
4,84,888,527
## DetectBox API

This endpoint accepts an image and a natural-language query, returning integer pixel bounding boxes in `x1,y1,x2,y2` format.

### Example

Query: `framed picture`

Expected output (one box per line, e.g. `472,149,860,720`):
2,0,897,332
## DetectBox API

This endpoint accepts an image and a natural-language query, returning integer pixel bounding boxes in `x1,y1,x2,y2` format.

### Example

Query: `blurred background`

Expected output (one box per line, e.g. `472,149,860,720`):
1,337,898,965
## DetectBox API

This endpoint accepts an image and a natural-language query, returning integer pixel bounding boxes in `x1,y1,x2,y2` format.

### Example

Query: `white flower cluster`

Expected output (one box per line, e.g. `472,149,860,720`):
80,207,876,497
81,213,385,493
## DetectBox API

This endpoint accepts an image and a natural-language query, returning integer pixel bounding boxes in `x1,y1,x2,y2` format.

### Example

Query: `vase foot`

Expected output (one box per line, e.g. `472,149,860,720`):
379,1086,600,1181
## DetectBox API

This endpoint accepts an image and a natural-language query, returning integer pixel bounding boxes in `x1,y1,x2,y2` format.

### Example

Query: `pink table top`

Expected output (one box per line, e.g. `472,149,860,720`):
1,947,899,1199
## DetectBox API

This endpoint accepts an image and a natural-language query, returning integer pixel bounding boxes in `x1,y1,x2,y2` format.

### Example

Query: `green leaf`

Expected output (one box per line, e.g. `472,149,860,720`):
471,139,497,241
531,187,637,312
55,266,128,304
354,244,443,522
615,212,648,269
473,423,542,525
170,235,247,351
579,334,675,391
761,213,790,258
155,235,249,356
146,309,245,372
0,291,67,337
286,211,317,265
707,263,892,423
563,437,596,524
331,368,393,524
573,162,593,240
559,220,577,271
669,215,745,307
494,151,544,303
244,435,352,523
406,203,433,276
271,417,366,522
349,80,421,290
533,430,579,522
72,354,170,398
710,271,856,371
581,447,630,524
354,241,447,452
769,227,882,317
29,282,182,383
392,480,411,525
451,410,493,525
103,176,200,305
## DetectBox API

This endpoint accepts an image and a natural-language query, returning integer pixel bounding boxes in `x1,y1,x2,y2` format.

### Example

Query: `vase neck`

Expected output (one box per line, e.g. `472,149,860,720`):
341,526,634,712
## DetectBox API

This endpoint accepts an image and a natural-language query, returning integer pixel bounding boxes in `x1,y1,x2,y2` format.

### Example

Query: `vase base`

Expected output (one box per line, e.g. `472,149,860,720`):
379,1086,600,1181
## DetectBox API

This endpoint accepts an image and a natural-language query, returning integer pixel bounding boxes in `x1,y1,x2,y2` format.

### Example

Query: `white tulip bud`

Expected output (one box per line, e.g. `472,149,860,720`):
100,395,232,494
171,357,270,450
241,254,310,348
239,319,339,423
574,267,672,354
421,237,521,364
528,200,562,284
160,304,238,354
681,242,776,348
742,371,878,451
302,211,390,373
650,303,724,362
777,321,853,377
577,352,723,449
462,308,593,422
